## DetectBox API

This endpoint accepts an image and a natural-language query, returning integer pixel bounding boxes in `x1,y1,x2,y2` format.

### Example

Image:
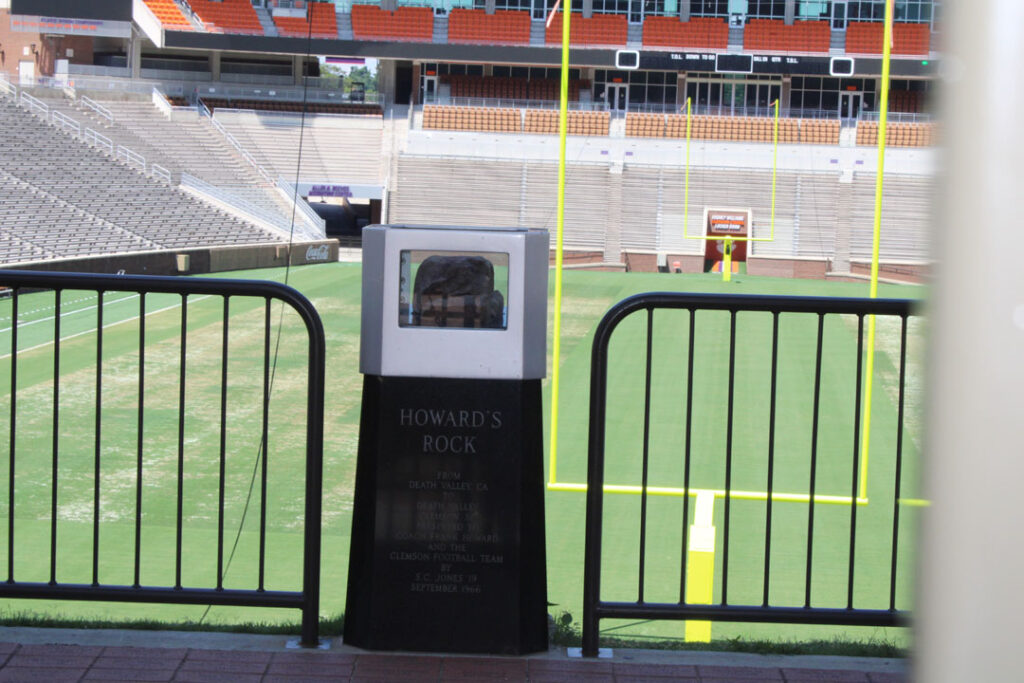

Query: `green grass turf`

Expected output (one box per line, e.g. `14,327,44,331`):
0,264,924,648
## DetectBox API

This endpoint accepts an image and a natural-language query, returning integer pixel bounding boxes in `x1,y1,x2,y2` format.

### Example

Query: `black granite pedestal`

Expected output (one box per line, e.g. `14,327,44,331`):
343,375,548,655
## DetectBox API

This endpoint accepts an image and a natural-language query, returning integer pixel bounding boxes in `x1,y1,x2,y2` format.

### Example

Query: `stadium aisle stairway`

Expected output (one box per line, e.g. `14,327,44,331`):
0,99,283,263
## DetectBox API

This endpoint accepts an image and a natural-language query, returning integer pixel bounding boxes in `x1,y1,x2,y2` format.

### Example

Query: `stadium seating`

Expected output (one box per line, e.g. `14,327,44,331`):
743,19,830,53
639,113,836,145
273,1,338,39
212,109,384,184
189,0,263,35
200,98,382,116
0,99,281,262
845,22,931,55
422,105,521,133
625,112,665,138
856,121,936,147
93,99,268,187
142,0,194,31
523,109,609,136
641,16,728,50
545,13,627,47
443,74,586,102
388,156,871,263
447,9,530,46
351,4,433,42
889,89,924,113
849,173,930,262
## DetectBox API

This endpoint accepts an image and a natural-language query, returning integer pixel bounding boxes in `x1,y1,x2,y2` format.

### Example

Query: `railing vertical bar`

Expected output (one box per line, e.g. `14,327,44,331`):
679,308,696,603
805,313,825,608
50,289,62,585
889,315,909,611
637,308,655,603
217,298,229,591
847,314,865,610
581,291,617,657
92,292,104,586
175,295,187,589
721,310,737,606
259,299,271,591
134,293,146,588
762,311,779,607
300,287,326,647
7,289,17,583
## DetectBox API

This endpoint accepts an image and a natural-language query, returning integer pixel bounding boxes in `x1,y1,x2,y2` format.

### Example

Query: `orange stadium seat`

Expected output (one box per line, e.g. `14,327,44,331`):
142,0,194,31
274,1,338,39
546,13,627,47
641,16,727,50
743,19,829,53
447,9,530,46
845,21,930,56
351,4,433,42
445,74,585,102
189,0,263,35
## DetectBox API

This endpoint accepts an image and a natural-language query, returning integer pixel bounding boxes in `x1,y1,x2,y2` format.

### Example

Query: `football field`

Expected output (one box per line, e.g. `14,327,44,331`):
0,263,924,645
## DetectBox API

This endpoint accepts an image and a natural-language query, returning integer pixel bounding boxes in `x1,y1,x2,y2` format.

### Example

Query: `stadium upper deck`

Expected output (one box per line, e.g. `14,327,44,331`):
1,0,936,119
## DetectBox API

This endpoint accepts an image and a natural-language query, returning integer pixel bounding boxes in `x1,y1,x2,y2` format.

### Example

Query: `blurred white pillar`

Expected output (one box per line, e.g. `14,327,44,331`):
917,1,1024,680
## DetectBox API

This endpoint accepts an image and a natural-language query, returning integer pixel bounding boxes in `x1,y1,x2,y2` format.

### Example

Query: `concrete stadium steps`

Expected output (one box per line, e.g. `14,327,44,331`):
390,156,522,228
848,173,932,263
390,156,612,254
390,154,857,262
521,163,609,252
86,98,307,233
39,94,187,184
0,168,158,260
0,99,283,258
212,109,385,184
98,99,266,187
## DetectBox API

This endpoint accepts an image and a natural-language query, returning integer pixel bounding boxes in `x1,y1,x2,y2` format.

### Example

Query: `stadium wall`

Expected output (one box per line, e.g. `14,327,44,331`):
748,256,831,279
0,10,96,79
0,241,339,276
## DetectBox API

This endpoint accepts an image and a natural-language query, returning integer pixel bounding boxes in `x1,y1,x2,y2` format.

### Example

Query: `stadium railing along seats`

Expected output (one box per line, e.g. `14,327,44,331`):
633,112,835,145
422,105,521,133
641,16,728,50
742,19,830,53
856,120,936,147
889,89,924,113
421,105,608,136
545,13,627,47
844,21,931,55
142,0,194,31
524,109,609,136
0,99,281,261
350,4,433,42
188,0,264,34
443,74,586,101
273,1,338,38
447,9,530,46
200,97,382,116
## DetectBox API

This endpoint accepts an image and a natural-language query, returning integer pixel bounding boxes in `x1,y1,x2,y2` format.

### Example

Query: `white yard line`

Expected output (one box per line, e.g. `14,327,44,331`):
0,294,141,334
0,295,214,360
0,294,100,323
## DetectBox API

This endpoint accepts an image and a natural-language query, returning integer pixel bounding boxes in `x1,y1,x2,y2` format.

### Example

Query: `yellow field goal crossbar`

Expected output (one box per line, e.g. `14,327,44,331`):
679,97,781,282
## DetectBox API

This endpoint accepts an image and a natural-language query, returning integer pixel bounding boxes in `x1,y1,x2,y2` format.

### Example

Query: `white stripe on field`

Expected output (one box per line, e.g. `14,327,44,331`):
0,294,100,323
0,293,141,334
0,295,214,360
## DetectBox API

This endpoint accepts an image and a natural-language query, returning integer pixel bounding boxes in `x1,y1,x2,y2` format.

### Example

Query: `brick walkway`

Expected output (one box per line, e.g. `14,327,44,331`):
0,631,909,682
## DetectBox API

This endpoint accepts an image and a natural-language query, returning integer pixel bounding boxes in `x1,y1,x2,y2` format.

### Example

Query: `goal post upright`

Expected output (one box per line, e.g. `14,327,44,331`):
860,0,895,500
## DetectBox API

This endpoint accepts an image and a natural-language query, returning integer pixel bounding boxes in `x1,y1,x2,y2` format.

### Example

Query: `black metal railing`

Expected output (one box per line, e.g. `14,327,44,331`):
0,270,324,647
582,292,918,656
